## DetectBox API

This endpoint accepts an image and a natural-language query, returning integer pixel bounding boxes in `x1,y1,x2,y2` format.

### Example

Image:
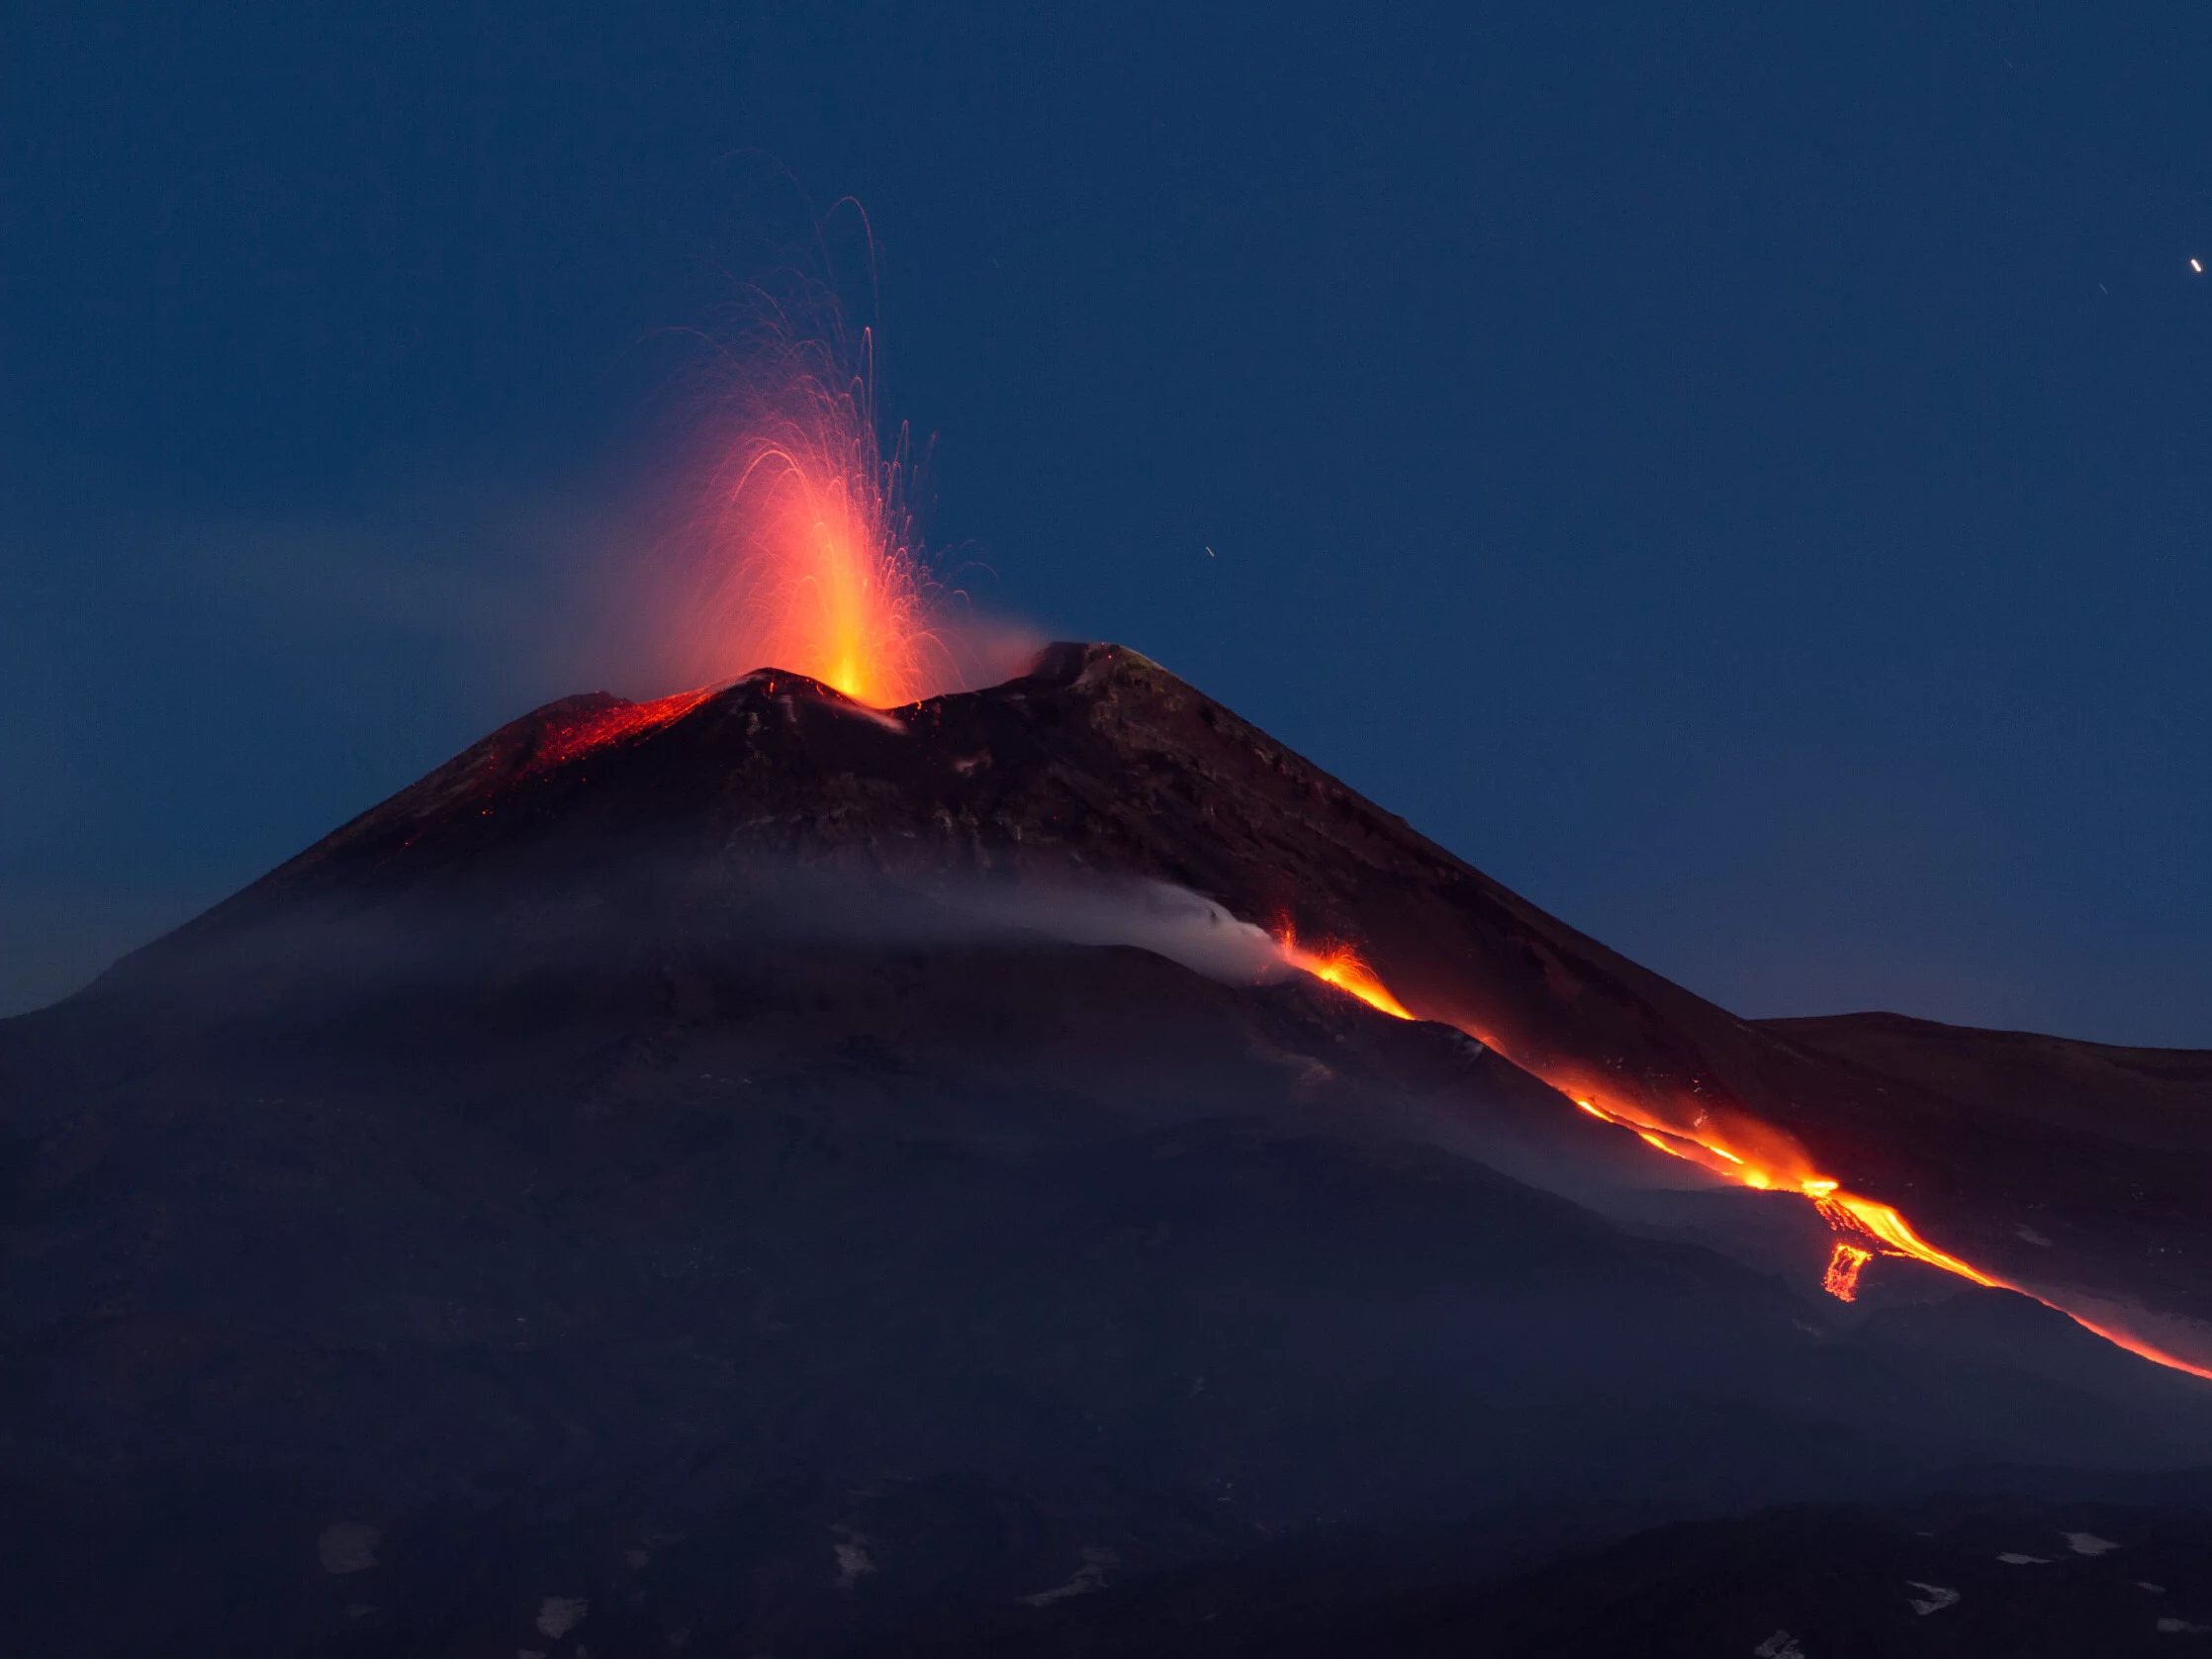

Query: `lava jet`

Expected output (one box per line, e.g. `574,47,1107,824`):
7,639,2212,1658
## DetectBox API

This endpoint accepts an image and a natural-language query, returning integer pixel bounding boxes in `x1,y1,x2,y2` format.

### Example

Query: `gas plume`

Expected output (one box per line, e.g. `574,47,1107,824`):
971,878,1287,985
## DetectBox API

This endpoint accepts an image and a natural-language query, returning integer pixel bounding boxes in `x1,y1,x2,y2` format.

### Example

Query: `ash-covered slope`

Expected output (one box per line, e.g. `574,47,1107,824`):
5,641,2211,1656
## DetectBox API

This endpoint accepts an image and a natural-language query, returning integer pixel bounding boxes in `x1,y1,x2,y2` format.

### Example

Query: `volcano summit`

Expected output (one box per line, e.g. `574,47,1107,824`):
6,644,2212,1656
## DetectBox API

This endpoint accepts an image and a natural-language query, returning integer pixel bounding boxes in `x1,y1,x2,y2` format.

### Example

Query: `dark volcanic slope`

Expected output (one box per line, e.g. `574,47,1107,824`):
124,640,2212,1355
8,643,2212,1656
1760,1012,2212,1152
908,1489,2212,1659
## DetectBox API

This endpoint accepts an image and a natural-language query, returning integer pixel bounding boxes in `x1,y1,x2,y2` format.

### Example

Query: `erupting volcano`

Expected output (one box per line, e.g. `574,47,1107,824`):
643,389,2212,1370
431,327,2212,1385
576,441,2212,1378
224,615,2212,1385
15,624,2212,1654
11,372,2212,1655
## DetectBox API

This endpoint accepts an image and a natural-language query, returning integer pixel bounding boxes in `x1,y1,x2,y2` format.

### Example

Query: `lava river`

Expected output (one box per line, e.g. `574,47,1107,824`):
1264,928,2212,1383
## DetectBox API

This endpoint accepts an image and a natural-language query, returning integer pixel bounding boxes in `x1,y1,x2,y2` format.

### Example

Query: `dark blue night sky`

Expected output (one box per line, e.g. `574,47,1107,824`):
4,2,2208,1042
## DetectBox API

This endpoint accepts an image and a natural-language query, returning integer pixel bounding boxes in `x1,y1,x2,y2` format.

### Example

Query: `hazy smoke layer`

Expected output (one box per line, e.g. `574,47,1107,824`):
937,876,1283,986
99,858,1296,1007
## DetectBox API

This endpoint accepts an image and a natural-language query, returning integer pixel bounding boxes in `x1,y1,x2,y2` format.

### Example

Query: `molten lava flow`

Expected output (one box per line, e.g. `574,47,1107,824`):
1815,1194,1998,1288
686,327,939,707
532,689,718,773
1823,1243,1873,1301
1569,1093,1834,1205
1267,920,2212,1380
1559,1094,2008,1299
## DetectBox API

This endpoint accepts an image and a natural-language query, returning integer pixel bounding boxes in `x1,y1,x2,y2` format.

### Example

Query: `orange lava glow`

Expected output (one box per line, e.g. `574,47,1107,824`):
1269,923,2212,1381
1823,1243,1873,1301
1559,1092,2031,1300
684,326,940,708
1816,1194,1999,1288
534,688,718,773
1273,928,1416,1020
2050,1311,2212,1383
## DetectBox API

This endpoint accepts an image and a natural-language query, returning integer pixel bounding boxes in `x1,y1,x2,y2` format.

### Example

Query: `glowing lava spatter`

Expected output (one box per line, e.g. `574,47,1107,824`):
1273,926,1416,1021
533,688,719,773
684,323,940,708
1823,1243,1874,1301
1270,923,2212,1379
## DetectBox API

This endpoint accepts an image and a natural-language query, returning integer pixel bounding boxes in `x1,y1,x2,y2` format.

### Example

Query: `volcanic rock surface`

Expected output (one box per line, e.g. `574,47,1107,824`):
4,640,2210,1656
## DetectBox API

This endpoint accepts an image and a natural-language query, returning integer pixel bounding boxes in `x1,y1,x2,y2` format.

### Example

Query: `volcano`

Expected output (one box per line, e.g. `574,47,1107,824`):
6,642,2211,1656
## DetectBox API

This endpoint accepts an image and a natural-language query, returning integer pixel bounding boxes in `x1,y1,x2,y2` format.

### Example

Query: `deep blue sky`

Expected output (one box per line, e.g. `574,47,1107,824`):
4,2,2208,1043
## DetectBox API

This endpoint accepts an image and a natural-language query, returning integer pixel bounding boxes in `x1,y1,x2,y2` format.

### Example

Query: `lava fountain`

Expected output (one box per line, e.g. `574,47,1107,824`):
663,315,945,708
